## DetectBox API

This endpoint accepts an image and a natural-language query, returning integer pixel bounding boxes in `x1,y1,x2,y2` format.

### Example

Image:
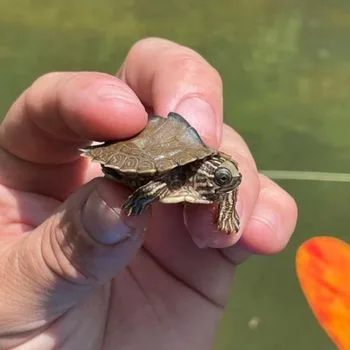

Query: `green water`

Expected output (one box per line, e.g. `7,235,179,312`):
1,1,349,348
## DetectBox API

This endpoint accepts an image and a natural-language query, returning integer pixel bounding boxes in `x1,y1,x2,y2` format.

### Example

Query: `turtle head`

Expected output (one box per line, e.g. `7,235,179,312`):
213,159,242,194
193,155,242,201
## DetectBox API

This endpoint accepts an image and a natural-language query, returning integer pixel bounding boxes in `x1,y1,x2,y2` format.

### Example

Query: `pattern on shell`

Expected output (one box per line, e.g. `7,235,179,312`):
82,112,216,175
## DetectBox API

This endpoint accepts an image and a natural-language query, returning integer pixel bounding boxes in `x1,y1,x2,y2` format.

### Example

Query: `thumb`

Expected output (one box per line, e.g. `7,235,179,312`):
0,178,148,335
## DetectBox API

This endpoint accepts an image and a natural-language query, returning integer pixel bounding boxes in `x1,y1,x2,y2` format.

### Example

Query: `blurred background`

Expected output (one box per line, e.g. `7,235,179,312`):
1,0,349,348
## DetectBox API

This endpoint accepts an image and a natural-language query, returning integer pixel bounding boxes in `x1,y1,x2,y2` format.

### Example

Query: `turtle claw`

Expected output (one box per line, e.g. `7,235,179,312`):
122,194,154,216
217,214,240,234
122,180,168,216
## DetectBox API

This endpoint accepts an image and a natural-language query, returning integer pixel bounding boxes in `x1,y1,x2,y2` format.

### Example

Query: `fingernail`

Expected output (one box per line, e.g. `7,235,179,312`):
222,244,252,265
175,97,218,144
191,235,213,249
184,205,241,249
191,233,239,249
82,190,148,245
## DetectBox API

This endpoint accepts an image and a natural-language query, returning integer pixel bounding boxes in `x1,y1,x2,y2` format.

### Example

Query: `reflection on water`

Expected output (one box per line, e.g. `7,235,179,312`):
0,1,349,349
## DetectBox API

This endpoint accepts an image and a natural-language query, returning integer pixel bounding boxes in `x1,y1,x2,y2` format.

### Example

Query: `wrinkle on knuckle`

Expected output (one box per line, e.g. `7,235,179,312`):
122,37,223,96
121,37,168,79
137,38,221,83
40,210,99,285
30,72,65,89
24,72,66,120
171,52,222,85
25,72,118,140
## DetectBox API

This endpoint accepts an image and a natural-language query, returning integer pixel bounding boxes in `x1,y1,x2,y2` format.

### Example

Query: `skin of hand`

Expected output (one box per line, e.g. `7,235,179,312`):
0,38,297,350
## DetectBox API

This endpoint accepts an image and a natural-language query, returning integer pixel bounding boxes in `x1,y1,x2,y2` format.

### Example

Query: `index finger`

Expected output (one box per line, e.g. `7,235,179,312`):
118,37,223,147
0,72,148,164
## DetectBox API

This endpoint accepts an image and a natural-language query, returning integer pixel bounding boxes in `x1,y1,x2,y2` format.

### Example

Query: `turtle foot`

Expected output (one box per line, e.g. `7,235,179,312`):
122,194,154,216
216,214,240,234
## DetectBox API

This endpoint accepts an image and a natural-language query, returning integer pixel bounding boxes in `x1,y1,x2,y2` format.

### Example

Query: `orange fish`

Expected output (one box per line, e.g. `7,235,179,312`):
296,236,350,349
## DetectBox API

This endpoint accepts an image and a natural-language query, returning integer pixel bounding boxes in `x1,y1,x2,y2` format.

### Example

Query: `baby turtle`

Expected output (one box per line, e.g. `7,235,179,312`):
81,112,242,234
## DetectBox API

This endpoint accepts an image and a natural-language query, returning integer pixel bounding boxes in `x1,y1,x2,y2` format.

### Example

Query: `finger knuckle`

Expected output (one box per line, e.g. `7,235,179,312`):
41,210,100,284
127,37,223,88
172,52,222,85
29,72,65,91
125,37,172,65
24,72,66,116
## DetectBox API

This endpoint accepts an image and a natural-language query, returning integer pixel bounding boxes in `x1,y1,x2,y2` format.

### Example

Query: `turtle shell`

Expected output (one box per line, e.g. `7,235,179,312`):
81,112,216,175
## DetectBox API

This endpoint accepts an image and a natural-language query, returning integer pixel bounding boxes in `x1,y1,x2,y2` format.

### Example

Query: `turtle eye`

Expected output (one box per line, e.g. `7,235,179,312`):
214,167,232,186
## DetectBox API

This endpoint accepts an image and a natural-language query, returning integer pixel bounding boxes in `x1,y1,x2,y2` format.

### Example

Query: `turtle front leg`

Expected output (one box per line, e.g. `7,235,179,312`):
216,189,240,234
122,180,168,216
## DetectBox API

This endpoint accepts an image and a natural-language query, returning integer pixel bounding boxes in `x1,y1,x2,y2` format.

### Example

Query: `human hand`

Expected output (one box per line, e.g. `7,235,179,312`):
0,38,297,350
